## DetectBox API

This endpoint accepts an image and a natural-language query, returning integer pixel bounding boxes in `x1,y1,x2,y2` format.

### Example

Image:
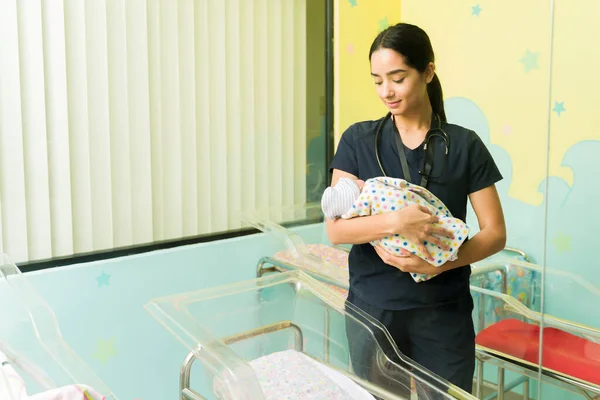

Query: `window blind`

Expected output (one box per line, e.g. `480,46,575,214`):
0,0,307,263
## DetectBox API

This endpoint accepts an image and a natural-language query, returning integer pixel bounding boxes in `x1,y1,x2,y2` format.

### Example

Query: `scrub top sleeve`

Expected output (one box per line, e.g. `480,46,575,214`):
467,132,503,194
329,125,359,177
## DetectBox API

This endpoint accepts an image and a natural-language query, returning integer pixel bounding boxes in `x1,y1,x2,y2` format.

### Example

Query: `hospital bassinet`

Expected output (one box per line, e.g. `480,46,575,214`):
144,270,476,400
242,203,600,399
243,203,351,294
0,254,118,400
471,258,600,399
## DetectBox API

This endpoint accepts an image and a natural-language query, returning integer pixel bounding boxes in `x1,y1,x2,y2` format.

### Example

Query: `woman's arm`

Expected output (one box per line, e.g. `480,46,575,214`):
327,212,397,245
438,184,506,271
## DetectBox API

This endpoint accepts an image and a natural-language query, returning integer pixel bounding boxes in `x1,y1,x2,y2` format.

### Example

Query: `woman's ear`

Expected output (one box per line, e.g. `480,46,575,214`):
424,62,435,84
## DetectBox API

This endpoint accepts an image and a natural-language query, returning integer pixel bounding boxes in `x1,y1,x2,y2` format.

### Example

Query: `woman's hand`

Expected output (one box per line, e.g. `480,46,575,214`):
386,204,454,260
374,245,442,276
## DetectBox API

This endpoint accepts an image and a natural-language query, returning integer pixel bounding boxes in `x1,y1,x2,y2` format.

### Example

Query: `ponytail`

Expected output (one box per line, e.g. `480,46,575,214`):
427,73,446,122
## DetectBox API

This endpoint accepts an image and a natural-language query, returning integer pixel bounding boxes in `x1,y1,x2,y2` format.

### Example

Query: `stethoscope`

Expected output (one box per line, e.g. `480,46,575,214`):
375,111,449,188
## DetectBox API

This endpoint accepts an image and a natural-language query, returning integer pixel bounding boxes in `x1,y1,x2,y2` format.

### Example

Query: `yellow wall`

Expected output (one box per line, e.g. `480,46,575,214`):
402,0,550,205
334,0,401,145
400,0,600,205
336,0,600,205
548,0,600,186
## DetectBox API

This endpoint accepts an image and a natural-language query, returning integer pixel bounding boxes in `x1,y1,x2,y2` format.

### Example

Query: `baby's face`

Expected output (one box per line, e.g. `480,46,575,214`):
355,179,365,191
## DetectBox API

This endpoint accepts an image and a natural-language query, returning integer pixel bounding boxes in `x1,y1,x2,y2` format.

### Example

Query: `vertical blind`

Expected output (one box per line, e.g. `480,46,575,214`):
0,0,307,263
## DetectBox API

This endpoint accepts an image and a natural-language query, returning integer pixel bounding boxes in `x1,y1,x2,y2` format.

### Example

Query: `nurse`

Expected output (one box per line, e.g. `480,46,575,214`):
327,23,506,396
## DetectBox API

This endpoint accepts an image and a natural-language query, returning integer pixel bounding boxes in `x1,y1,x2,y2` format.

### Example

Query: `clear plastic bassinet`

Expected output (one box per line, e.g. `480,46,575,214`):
144,269,476,400
0,254,118,400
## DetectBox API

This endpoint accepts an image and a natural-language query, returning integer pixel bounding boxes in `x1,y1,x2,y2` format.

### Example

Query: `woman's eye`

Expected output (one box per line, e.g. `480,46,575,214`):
393,78,405,84
374,81,383,85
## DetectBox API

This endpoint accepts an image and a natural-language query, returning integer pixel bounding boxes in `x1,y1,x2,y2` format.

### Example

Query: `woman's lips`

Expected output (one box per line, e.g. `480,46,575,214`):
387,100,401,109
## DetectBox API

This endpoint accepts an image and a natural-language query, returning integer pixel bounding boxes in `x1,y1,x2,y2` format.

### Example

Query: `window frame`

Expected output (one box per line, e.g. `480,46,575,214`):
17,0,335,273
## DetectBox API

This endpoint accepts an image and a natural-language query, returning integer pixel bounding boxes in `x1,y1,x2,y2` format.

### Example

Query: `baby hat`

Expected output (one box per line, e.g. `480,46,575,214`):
321,178,361,220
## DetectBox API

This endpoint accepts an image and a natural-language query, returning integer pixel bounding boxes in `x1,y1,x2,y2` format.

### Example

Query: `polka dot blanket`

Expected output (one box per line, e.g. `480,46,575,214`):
342,177,470,283
213,349,375,400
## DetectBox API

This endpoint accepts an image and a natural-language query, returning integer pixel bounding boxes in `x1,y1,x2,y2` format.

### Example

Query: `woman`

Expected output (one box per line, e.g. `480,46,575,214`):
327,23,506,396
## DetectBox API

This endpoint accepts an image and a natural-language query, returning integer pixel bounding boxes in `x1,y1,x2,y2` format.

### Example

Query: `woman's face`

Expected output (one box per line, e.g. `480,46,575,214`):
370,48,434,117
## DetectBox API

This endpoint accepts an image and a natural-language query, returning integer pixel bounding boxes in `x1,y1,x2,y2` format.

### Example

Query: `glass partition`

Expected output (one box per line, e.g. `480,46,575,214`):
541,0,600,398
400,1,554,398
398,1,600,398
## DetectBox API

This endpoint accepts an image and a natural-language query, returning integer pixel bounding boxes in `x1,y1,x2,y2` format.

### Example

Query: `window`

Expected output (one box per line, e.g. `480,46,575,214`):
0,0,333,265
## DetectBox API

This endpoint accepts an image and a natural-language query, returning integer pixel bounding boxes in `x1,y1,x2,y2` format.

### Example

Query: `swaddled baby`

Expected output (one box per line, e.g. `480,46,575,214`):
321,176,470,283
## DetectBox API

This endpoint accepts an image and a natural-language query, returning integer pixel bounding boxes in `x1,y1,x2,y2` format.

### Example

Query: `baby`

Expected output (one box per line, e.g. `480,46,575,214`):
321,177,470,283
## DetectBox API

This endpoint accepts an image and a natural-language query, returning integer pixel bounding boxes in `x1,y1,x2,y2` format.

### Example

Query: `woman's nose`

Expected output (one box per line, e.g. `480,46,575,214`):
383,84,394,98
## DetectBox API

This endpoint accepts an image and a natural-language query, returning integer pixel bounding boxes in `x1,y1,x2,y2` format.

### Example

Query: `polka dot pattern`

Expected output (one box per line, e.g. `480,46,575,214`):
341,177,470,283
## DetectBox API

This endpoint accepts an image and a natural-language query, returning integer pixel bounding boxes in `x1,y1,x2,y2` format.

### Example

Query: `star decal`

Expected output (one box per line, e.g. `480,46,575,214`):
92,337,118,365
472,4,482,16
378,17,389,32
96,270,111,288
348,0,357,6
519,49,540,73
551,232,571,254
552,101,566,116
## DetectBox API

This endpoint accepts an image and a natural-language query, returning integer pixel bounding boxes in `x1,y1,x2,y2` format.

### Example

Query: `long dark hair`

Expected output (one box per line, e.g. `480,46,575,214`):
369,23,446,122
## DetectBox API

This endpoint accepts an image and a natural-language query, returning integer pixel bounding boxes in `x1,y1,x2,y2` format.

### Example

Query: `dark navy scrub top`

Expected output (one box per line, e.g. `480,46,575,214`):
330,115,503,310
